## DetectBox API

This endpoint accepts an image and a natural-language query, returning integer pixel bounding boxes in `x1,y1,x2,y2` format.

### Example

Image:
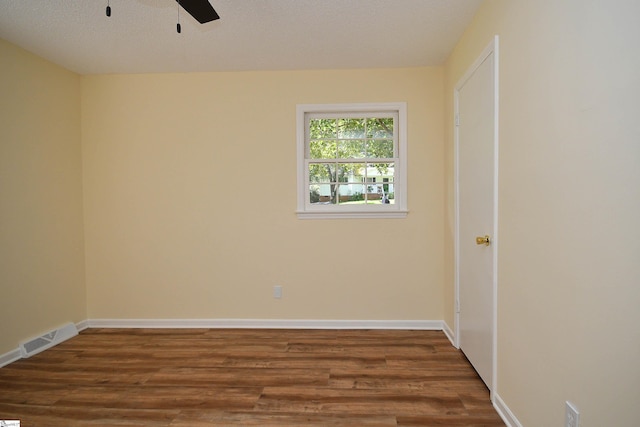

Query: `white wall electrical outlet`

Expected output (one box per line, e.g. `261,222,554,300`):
273,285,282,299
565,401,580,427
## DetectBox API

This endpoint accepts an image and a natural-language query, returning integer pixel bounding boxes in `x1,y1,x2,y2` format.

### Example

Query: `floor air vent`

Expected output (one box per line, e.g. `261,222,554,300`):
19,322,78,358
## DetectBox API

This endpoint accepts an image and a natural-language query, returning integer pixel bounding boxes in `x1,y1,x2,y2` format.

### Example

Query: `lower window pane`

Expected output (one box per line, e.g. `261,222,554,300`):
309,163,334,183
367,162,394,176
307,162,396,206
336,163,363,182
337,184,366,204
310,184,340,204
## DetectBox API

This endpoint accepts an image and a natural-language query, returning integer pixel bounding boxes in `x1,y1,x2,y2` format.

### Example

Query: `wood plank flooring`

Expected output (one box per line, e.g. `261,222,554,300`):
0,329,505,426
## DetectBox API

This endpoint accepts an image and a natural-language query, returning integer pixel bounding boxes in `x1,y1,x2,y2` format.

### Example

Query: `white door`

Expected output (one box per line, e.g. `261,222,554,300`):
456,39,498,390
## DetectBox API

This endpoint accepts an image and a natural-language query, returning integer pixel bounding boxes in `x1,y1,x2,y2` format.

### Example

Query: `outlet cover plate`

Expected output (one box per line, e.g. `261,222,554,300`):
274,285,282,299
565,401,580,427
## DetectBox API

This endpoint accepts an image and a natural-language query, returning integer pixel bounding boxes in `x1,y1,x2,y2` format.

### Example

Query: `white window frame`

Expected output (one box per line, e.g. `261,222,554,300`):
296,102,408,219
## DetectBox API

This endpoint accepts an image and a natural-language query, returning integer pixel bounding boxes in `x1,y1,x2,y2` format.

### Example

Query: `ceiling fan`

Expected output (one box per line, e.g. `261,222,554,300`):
175,0,220,24
106,0,220,32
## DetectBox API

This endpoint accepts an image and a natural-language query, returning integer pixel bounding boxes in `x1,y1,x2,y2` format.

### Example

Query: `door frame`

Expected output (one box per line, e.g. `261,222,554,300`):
453,35,499,396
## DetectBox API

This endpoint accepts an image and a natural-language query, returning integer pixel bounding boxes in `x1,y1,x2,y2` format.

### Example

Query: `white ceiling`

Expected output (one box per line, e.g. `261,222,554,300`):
0,0,483,75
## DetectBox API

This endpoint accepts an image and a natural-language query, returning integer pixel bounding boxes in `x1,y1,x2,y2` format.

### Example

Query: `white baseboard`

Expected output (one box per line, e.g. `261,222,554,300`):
76,319,90,332
442,321,455,346
0,348,21,368
493,393,523,427
87,318,445,330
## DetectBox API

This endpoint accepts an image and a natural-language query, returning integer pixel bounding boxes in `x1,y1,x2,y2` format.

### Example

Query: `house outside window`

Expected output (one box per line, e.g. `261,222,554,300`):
296,103,407,219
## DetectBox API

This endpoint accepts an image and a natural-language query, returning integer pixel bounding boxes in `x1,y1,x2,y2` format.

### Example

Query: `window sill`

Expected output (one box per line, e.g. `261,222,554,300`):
296,210,408,220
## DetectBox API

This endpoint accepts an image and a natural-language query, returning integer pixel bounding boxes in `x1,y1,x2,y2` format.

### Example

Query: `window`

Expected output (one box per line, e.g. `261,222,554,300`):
296,103,407,219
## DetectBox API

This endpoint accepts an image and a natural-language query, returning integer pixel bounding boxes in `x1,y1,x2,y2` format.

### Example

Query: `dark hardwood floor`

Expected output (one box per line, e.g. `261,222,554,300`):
0,328,505,426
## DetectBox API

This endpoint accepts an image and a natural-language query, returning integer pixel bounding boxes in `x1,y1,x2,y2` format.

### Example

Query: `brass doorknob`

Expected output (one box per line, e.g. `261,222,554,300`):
475,235,491,246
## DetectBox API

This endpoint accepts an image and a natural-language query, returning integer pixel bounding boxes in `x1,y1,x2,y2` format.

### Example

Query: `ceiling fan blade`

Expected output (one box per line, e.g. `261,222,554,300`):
177,0,220,24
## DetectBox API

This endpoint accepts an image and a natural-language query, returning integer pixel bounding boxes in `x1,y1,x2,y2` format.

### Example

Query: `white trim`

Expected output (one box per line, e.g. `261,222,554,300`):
442,321,455,346
453,35,500,394
455,36,498,91
493,393,524,427
296,102,408,219
76,319,90,332
491,35,500,399
86,318,444,330
296,210,407,220
0,348,21,368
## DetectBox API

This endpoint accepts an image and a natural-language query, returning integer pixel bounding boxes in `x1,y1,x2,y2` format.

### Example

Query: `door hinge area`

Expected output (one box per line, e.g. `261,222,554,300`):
456,299,460,313
455,113,460,127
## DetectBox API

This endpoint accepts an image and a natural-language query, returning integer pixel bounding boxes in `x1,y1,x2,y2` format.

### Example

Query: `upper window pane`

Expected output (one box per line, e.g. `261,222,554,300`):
338,140,366,159
366,140,394,158
337,118,366,139
366,118,394,139
309,140,337,159
309,119,337,139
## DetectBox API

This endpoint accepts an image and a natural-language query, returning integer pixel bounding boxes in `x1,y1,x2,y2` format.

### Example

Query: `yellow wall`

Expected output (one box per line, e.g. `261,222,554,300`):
81,68,445,321
0,39,86,355
444,1,640,425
